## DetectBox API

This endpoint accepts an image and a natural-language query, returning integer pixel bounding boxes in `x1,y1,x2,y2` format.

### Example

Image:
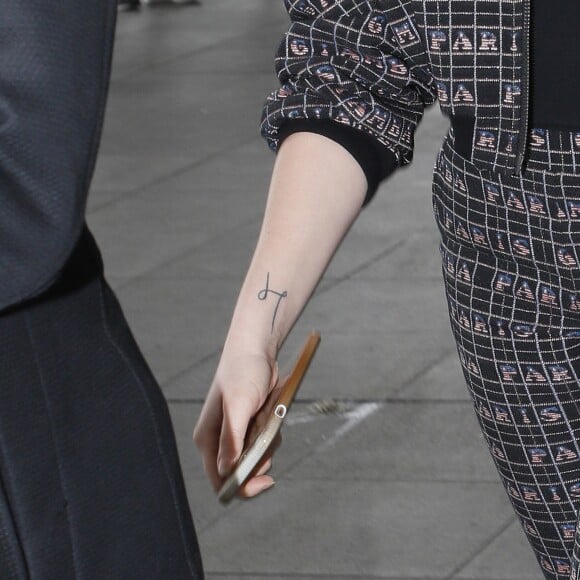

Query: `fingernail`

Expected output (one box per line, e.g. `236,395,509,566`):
262,480,275,492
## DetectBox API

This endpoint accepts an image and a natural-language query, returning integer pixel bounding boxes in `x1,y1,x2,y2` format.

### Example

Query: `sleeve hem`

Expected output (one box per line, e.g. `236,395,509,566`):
275,119,398,206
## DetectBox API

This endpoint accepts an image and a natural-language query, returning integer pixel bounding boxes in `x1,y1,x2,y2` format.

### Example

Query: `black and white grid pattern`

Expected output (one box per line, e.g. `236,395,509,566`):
436,130,580,580
261,0,437,167
420,0,525,171
262,0,528,175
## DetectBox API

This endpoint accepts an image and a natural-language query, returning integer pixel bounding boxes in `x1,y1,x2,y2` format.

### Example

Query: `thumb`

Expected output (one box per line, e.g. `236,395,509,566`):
217,392,258,478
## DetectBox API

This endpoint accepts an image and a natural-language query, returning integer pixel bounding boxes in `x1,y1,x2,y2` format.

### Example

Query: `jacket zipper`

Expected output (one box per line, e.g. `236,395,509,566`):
514,0,531,175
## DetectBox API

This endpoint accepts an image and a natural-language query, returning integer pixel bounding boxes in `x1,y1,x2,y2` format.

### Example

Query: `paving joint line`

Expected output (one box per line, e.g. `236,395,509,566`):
161,350,219,392
113,214,262,292
445,515,518,580
387,347,458,398
90,134,262,215
314,239,407,296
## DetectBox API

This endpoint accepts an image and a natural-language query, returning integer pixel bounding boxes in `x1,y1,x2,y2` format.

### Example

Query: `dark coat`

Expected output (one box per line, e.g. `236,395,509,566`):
0,0,116,313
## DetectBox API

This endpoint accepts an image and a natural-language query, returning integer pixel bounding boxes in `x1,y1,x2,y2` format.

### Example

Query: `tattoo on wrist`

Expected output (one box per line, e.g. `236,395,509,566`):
257,272,288,333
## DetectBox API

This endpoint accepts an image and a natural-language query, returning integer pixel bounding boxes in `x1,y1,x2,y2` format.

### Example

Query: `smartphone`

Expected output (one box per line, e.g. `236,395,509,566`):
217,331,321,504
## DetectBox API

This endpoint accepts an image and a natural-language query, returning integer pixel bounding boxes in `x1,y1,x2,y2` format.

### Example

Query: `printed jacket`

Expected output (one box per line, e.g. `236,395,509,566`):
261,0,536,178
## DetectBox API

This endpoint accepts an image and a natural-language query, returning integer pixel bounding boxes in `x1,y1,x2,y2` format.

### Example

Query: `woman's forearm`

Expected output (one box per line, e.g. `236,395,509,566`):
195,131,369,495
222,131,368,361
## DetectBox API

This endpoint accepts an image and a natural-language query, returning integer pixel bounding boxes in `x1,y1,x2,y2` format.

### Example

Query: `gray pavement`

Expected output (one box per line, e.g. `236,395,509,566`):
87,1,543,578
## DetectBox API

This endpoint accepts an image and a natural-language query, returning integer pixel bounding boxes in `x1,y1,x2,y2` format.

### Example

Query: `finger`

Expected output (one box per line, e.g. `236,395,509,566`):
254,456,273,478
237,474,276,499
270,361,280,391
245,409,269,445
244,377,288,444
218,392,258,478
237,431,283,497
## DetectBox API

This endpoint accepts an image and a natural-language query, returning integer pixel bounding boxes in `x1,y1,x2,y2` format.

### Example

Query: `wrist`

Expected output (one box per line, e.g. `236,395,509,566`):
223,271,293,358
222,326,281,362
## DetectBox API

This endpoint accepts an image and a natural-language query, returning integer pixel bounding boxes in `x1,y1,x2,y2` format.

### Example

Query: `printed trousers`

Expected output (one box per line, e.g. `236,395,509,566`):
434,128,580,579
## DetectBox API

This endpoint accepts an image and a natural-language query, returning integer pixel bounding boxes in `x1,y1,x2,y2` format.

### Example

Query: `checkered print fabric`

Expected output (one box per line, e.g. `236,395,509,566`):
437,129,580,579
262,0,528,175
261,0,437,167
420,0,526,171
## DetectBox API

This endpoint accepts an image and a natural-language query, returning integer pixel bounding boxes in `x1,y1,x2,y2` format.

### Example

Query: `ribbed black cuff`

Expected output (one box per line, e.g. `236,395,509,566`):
276,119,398,206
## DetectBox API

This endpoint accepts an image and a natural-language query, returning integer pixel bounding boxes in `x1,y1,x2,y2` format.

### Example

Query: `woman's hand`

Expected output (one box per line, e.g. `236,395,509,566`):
193,351,281,499
193,132,367,500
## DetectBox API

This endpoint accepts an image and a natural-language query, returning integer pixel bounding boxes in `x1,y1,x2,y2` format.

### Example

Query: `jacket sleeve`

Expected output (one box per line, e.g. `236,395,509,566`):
260,0,437,170
276,118,397,205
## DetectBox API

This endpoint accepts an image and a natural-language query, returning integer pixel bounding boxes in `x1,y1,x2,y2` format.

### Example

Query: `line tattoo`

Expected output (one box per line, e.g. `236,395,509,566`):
257,272,288,333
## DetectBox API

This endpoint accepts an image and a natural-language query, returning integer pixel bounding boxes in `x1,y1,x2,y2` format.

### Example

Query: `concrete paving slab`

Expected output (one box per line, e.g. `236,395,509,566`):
115,276,240,382
89,186,259,280
145,219,261,284
89,150,264,277
112,0,287,80
276,327,454,400
87,189,129,213
454,519,543,580
101,71,275,160
286,280,457,394
349,181,436,237
353,229,444,281
297,279,452,336
356,109,449,233
89,199,237,281
90,132,273,217
90,153,193,197
89,139,271,282
286,401,498,483
394,352,470,401
156,8,286,76
157,316,352,397
163,351,219,398
318,229,409,288
163,331,465,403
137,216,414,290
152,137,273,198
199,480,513,578
361,184,439,234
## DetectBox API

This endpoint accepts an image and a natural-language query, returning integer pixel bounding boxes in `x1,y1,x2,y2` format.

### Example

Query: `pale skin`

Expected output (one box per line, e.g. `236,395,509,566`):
193,131,368,498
